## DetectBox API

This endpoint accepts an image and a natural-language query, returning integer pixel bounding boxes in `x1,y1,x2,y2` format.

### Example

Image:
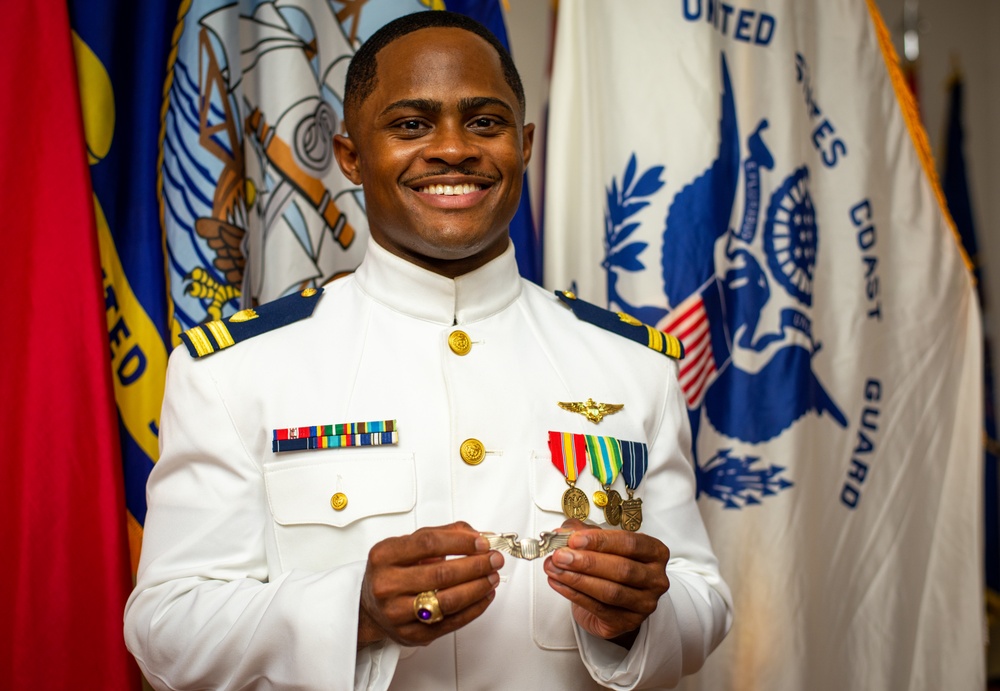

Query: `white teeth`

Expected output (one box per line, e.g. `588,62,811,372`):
418,183,482,195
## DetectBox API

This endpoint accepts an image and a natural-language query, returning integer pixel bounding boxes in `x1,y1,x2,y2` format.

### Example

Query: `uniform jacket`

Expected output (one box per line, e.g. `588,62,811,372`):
124,239,732,690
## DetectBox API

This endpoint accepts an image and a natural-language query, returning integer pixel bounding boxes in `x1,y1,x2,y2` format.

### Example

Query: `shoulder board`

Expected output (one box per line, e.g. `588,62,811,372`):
180,287,324,359
555,290,684,360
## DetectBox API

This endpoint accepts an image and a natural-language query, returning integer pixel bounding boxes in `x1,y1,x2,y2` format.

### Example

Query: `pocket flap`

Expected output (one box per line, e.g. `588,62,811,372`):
264,453,416,528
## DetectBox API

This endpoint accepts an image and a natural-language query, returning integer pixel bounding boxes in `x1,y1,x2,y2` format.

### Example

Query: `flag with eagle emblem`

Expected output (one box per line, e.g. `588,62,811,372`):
544,1,984,688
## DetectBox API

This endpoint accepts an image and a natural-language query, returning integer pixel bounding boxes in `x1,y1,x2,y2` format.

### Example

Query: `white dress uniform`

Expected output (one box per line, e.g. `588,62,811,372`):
124,238,732,690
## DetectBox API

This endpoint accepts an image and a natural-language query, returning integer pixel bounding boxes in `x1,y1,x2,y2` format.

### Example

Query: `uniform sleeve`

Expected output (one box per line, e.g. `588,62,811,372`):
123,348,403,690
574,360,733,689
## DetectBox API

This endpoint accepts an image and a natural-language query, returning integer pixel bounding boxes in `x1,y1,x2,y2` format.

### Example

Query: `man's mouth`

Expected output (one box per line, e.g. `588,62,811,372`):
416,183,484,196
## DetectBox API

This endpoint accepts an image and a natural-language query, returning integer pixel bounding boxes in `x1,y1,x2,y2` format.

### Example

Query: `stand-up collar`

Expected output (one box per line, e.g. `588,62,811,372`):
353,238,522,326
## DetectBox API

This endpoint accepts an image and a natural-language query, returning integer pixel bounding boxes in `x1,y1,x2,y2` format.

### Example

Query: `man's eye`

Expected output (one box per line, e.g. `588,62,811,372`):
400,120,423,130
472,117,497,128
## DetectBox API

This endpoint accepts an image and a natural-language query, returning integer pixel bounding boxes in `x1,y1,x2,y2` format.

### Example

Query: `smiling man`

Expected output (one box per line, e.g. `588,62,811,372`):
124,11,731,690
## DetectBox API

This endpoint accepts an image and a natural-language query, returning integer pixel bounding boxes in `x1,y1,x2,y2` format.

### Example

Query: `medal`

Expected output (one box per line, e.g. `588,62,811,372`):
584,435,623,525
548,431,590,520
621,491,643,532
604,489,623,526
561,486,590,520
619,440,649,532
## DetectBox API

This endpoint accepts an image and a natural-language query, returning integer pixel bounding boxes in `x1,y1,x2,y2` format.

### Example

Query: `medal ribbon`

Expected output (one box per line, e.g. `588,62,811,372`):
548,431,588,482
619,440,648,491
272,419,397,452
584,435,622,486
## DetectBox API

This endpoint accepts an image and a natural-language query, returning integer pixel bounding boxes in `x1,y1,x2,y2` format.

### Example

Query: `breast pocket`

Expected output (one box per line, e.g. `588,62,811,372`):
264,452,416,571
529,451,608,650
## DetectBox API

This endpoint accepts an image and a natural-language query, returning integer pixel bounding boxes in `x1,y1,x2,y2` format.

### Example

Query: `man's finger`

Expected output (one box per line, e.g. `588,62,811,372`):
545,559,659,613
545,577,643,639
374,551,504,611
369,524,489,566
384,569,501,626
390,589,498,647
548,548,663,590
567,529,670,563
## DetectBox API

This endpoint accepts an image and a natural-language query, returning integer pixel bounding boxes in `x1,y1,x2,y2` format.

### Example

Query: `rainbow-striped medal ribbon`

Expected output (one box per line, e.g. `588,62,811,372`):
272,420,398,453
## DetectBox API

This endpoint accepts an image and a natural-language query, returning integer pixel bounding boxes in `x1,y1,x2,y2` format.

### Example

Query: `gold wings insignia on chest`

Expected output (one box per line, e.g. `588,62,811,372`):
558,398,624,424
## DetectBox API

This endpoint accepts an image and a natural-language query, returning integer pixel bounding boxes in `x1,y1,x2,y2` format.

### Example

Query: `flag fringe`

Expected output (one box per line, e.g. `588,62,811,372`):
864,0,974,280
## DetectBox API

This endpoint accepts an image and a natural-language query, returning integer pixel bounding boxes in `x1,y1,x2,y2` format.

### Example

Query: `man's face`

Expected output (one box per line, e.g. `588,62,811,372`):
335,27,534,278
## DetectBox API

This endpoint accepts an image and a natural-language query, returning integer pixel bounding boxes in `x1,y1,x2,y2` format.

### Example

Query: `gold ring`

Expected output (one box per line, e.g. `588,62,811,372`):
413,590,443,624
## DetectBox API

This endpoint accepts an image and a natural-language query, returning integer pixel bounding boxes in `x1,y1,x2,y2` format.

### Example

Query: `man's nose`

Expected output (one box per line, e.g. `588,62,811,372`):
422,122,479,165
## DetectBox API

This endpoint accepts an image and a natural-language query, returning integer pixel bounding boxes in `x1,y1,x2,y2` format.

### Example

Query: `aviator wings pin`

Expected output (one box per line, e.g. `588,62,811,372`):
558,398,624,424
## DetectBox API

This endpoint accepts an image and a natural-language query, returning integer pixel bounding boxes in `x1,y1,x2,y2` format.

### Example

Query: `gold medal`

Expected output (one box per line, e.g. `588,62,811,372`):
561,484,590,520
621,489,643,532
550,432,590,520
604,489,623,526
593,490,608,507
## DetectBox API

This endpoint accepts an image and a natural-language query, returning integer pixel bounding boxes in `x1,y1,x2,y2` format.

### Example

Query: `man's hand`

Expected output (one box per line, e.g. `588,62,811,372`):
542,519,670,644
358,522,503,648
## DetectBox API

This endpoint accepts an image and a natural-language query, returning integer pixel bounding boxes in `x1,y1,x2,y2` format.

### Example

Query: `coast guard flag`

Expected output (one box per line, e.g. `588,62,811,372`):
545,1,983,689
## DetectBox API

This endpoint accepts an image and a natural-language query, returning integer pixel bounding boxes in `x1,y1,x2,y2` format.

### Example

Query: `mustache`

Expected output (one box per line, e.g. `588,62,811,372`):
403,168,500,185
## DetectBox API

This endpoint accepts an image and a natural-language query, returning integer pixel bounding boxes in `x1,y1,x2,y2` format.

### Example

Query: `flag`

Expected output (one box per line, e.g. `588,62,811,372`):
161,0,538,352
662,277,731,409
941,73,1000,624
0,1,138,688
544,1,983,689
68,0,181,576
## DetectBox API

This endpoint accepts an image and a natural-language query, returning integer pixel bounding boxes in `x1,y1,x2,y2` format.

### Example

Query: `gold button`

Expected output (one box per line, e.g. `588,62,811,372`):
448,330,472,356
330,492,348,511
460,438,486,465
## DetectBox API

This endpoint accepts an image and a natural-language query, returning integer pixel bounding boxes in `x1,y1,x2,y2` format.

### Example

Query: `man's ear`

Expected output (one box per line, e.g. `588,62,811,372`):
333,133,363,185
522,123,535,166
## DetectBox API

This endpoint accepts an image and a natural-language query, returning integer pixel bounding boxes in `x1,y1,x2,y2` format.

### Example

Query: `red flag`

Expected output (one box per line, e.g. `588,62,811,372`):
0,1,139,688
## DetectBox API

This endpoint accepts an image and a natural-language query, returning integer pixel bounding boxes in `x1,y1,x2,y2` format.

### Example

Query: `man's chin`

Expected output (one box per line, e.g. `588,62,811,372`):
401,236,509,277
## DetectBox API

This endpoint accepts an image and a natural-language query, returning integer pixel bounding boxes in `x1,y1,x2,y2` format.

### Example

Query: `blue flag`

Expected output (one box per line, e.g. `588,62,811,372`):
69,0,181,568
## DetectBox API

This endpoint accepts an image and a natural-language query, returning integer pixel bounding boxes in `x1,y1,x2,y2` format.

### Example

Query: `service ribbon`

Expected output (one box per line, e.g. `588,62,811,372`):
272,419,398,452
548,431,588,482
619,440,649,491
584,435,622,486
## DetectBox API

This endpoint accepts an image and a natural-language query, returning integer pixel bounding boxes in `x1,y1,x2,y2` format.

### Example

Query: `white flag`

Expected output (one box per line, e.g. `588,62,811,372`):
544,1,984,689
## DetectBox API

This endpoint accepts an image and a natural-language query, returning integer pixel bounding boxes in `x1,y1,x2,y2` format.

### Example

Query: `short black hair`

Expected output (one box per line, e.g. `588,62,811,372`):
343,11,526,125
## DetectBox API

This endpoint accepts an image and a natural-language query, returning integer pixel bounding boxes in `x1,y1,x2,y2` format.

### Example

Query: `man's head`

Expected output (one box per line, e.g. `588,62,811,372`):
334,12,534,278
343,11,526,129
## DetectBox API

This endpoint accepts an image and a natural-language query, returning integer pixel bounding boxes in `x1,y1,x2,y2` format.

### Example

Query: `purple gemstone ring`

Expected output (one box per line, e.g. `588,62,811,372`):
413,590,443,625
